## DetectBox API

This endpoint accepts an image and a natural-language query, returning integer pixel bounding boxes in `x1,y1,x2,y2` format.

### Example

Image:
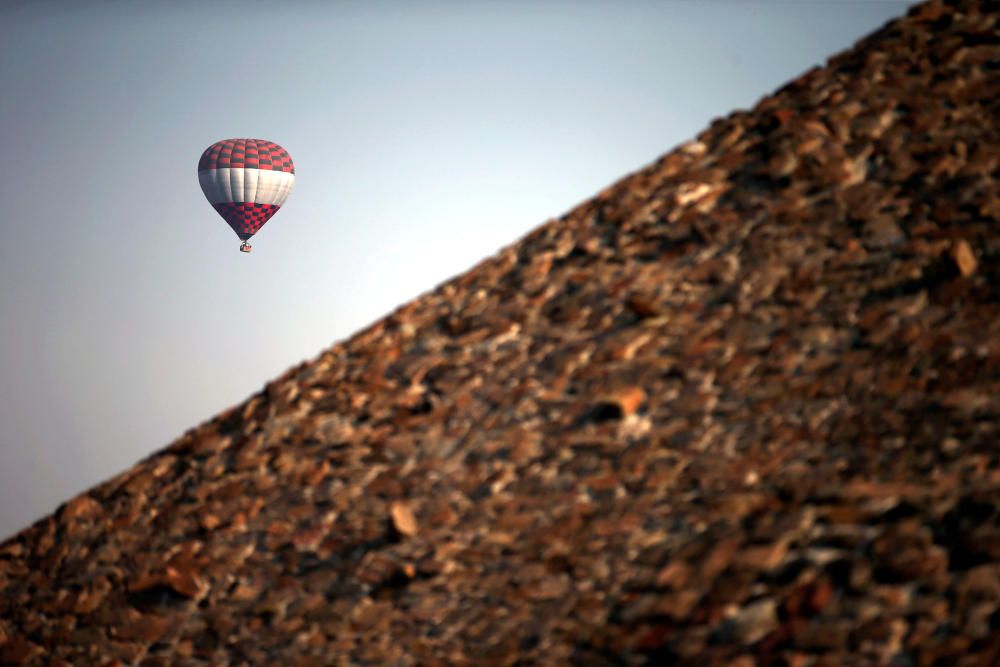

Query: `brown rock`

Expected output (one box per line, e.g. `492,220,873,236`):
657,590,702,620
390,500,419,537
950,239,978,276
625,294,660,319
588,386,646,421
655,561,692,589
73,578,111,614
165,564,208,599
60,494,103,522
715,598,778,644
115,612,174,642
734,541,788,572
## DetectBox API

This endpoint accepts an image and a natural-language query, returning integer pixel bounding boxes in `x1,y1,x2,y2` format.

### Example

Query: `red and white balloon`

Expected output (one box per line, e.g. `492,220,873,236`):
198,138,295,247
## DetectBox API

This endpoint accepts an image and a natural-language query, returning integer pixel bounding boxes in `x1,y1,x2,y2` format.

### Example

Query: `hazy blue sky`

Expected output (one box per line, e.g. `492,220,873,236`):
0,1,914,538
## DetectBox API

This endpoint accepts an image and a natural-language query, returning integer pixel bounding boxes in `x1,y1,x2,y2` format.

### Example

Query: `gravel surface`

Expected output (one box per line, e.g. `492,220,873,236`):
2,1,998,664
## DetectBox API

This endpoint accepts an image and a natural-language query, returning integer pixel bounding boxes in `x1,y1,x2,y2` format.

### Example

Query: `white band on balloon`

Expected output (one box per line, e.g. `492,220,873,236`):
199,168,295,206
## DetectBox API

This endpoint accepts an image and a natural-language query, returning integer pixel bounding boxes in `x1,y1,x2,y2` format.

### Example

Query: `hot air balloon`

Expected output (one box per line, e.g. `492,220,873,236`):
198,138,295,253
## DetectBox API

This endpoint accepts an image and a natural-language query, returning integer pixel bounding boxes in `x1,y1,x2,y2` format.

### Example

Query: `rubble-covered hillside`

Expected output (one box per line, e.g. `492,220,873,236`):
2,1,998,664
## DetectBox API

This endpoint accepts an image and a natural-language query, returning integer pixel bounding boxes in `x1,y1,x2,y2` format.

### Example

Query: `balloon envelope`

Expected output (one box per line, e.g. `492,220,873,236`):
198,138,295,241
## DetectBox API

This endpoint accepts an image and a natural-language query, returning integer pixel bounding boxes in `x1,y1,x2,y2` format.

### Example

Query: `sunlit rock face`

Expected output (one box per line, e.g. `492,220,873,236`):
2,1,998,664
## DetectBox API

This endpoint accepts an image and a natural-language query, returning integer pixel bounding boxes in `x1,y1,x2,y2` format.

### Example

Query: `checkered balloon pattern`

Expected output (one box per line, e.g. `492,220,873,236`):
213,202,280,240
198,138,295,243
198,138,295,174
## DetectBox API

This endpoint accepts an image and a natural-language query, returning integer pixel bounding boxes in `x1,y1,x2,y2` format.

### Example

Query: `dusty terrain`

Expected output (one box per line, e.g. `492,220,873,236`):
1,1,998,664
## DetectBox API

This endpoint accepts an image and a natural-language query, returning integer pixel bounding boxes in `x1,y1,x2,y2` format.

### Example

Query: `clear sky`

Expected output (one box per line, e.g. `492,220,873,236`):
0,1,914,538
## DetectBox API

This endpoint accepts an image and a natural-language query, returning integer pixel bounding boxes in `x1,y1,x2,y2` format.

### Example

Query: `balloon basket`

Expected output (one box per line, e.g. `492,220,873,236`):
239,242,252,253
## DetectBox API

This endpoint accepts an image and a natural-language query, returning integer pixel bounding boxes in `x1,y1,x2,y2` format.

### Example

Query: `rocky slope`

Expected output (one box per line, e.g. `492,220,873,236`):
2,1,998,664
